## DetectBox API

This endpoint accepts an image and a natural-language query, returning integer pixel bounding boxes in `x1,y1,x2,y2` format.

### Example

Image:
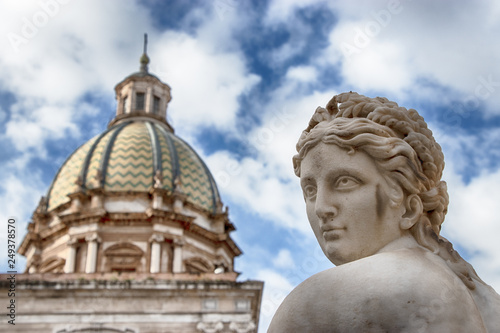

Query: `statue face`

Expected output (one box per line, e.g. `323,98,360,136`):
300,142,405,265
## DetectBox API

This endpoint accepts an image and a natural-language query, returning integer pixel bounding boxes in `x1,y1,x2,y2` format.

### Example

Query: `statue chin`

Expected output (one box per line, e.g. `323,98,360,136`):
269,92,500,333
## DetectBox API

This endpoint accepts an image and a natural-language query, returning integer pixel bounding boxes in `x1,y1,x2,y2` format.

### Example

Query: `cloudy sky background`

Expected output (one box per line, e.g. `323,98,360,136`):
1,0,500,330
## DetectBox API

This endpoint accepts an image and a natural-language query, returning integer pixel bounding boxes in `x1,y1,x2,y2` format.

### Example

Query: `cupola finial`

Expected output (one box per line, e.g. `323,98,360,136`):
140,33,150,72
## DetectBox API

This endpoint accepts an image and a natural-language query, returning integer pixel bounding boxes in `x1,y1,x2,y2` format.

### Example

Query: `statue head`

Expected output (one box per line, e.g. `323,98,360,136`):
293,92,452,263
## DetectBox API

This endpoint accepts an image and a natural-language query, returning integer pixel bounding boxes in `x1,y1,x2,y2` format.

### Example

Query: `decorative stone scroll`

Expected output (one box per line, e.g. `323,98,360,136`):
229,321,256,333
196,321,224,333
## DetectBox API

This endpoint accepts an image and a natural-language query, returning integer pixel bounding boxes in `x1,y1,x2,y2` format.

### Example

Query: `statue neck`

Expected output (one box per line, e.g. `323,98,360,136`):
376,234,421,254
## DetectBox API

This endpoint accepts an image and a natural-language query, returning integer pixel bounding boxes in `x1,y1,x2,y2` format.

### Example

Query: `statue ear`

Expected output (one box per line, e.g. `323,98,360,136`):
400,194,423,230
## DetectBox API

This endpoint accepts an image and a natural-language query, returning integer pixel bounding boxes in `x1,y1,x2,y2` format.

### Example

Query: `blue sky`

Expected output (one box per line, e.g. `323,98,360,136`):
1,0,500,331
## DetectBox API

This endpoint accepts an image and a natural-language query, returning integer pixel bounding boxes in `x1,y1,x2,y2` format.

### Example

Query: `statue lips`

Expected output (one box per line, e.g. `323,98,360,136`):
321,225,345,241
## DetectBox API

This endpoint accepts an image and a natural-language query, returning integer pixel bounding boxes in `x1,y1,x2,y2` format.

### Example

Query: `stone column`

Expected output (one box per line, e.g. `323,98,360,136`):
85,234,101,273
149,234,163,273
172,239,184,273
146,86,152,113
64,239,78,273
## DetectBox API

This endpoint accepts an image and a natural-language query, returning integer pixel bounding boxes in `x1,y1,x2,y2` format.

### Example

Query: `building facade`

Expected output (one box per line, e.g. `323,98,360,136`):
1,43,262,333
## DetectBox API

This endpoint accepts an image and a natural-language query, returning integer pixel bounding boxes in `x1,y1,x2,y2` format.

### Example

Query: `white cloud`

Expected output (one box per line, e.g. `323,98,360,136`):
6,105,79,154
285,65,318,82
435,125,500,292
273,249,295,269
323,13,412,94
205,150,308,232
245,86,334,174
321,0,500,113
0,1,154,103
441,166,500,292
434,125,500,177
154,30,260,134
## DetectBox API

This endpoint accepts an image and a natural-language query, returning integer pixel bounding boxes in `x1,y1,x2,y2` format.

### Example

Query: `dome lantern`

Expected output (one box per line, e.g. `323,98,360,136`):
109,33,173,131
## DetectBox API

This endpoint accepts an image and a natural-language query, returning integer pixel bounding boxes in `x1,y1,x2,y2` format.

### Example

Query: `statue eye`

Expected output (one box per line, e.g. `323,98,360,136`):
334,176,360,190
303,185,317,199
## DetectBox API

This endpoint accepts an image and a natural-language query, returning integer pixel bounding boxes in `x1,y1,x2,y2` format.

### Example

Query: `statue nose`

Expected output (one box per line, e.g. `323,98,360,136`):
315,191,338,223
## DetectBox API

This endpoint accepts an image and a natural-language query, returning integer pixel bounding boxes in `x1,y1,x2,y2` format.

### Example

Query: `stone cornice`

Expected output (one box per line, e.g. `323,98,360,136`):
17,228,38,256
0,272,253,285
39,221,67,241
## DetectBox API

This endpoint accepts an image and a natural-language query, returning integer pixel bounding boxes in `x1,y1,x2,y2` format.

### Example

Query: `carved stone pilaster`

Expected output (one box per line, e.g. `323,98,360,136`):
85,233,101,273
172,238,185,273
64,238,79,273
149,233,164,273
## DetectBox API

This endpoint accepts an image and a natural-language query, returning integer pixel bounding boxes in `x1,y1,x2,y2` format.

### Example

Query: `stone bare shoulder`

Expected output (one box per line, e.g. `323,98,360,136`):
269,246,486,332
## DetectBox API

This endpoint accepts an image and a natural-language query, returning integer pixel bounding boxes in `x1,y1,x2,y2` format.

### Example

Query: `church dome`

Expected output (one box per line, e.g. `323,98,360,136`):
18,35,244,285
47,120,221,214
14,35,262,333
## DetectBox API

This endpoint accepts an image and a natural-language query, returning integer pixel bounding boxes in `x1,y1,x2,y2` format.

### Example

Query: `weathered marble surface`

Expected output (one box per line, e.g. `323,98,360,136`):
268,92,500,332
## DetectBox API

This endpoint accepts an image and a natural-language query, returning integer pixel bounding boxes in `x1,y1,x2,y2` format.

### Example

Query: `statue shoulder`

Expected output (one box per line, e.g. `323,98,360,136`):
268,249,486,332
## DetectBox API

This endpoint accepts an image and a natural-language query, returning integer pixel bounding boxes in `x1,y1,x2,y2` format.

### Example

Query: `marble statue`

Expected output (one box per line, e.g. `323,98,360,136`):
268,92,500,332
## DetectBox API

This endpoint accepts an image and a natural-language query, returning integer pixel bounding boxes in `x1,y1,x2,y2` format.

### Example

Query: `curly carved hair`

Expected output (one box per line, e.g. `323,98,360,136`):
293,92,481,289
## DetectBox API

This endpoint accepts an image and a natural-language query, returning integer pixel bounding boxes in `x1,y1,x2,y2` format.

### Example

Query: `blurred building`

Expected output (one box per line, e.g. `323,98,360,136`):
0,40,262,333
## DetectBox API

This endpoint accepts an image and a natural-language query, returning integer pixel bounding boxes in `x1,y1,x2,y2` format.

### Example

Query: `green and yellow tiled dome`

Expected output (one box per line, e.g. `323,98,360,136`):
46,121,221,213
